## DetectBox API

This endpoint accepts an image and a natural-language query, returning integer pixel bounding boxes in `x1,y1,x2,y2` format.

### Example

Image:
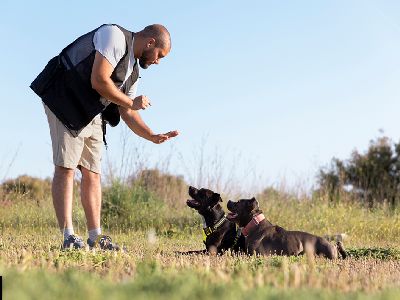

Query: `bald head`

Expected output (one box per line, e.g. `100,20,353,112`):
139,24,171,51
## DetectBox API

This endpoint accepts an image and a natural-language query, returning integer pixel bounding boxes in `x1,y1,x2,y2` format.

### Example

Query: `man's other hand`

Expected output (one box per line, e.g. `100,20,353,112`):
150,131,179,144
132,95,152,110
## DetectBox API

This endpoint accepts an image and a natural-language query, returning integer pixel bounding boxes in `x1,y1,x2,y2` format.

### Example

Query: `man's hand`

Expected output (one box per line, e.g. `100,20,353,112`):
150,131,179,144
119,107,179,144
131,95,151,110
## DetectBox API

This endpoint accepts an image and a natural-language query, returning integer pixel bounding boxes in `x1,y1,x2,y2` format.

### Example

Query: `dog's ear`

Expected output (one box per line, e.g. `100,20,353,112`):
211,193,222,206
213,193,223,202
250,197,259,209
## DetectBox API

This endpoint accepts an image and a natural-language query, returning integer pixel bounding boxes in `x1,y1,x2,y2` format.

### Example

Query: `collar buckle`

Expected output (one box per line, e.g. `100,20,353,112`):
203,227,213,236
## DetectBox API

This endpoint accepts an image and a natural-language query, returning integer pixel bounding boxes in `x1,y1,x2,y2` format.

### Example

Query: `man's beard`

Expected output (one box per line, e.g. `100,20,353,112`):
139,49,153,69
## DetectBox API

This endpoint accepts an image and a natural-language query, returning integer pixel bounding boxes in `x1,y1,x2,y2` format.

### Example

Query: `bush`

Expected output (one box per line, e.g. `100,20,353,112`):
101,180,169,230
256,186,297,202
317,135,400,208
131,169,188,208
1,175,51,202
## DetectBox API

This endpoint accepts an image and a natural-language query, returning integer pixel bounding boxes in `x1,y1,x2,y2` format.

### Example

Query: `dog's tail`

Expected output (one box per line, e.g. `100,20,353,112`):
336,241,347,259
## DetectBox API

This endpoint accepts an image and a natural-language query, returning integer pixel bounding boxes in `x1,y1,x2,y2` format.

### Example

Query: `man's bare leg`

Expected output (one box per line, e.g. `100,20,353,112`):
80,166,102,231
52,166,75,231
80,167,119,250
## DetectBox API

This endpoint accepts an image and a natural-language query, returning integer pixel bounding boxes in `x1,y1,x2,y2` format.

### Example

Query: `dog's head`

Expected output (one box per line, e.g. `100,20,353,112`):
187,186,223,216
226,197,262,227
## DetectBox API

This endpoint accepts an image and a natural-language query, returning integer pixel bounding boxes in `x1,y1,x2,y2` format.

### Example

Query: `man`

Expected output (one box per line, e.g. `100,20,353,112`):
30,24,178,250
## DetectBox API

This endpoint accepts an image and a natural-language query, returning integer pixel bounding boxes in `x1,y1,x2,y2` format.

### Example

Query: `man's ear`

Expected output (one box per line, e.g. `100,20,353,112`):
147,38,156,48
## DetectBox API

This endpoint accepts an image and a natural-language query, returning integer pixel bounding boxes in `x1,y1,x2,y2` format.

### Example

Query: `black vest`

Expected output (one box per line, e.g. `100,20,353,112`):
30,24,139,136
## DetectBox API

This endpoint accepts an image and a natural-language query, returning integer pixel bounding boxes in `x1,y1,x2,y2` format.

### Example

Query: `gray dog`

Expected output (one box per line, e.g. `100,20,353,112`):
227,197,347,259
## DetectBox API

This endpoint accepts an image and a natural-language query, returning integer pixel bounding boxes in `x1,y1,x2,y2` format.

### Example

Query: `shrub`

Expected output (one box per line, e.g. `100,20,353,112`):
1,175,51,202
101,180,168,229
131,169,188,208
317,135,400,208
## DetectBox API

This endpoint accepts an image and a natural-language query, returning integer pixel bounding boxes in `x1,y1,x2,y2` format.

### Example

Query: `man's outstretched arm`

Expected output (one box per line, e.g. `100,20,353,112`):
119,106,179,144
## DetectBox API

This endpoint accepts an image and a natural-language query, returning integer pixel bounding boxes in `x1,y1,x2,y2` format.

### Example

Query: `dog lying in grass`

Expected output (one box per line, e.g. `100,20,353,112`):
227,197,347,259
183,186,245,255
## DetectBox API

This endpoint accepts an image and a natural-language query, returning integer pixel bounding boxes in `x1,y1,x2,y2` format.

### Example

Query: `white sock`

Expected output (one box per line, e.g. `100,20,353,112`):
62,228,74,240
88,228,102,243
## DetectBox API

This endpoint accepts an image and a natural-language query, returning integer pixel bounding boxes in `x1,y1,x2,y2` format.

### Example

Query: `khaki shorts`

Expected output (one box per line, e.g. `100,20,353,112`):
44,104,103,174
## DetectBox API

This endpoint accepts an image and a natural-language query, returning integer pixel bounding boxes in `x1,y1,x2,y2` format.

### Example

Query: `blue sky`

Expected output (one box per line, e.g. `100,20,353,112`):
1,0,400,192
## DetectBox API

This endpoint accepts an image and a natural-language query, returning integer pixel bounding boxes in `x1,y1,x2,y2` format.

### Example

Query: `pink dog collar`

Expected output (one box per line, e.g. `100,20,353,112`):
242,214,265,237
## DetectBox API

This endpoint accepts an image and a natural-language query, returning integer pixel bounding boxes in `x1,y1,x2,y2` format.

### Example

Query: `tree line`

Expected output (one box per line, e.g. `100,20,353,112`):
318,135,400,208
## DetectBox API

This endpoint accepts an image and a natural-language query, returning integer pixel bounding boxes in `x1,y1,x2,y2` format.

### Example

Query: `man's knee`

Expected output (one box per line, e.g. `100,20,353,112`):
54,165,75,180
80,166,101,183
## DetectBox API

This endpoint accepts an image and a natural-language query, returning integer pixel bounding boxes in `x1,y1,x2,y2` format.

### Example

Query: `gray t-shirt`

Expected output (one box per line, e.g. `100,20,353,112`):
93,25,138,105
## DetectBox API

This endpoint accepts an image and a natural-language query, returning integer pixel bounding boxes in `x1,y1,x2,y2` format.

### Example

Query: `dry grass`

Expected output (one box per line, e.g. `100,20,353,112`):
1,228,400,299
1,193,399,299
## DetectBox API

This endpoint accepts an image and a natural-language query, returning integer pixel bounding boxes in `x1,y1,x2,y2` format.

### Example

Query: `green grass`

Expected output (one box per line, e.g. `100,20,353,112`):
1,189,400,300
4,268,400,300
347,248,400,260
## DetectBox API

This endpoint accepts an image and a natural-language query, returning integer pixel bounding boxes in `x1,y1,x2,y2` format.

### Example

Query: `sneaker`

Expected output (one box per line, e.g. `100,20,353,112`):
87,235,120,251
62,234,85,250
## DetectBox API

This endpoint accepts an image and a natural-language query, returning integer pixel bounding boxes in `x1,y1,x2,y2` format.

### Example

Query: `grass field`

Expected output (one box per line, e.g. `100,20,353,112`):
1,183,400,300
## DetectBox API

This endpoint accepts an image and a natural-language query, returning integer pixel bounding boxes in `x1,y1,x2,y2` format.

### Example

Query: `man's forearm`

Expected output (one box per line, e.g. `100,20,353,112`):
119,107,154,140
92,77,133,109
90,51,133,109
